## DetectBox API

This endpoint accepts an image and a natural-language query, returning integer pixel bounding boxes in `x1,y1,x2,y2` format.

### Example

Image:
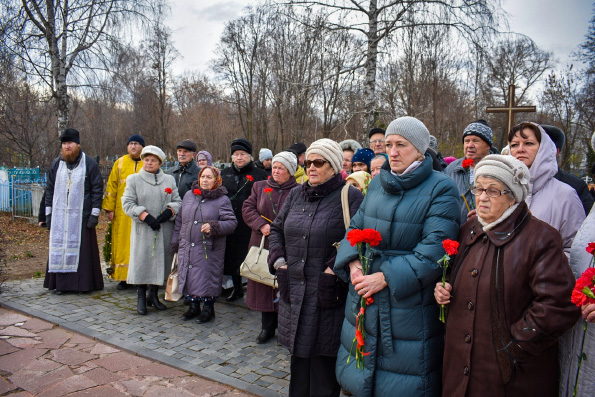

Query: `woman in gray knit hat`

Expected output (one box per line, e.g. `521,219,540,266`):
334,116,461,396
435,154,579,396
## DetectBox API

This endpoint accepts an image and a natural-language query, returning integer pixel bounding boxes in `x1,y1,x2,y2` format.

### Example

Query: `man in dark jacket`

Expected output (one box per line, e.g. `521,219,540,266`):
166,139,199,200
221,138,268,301
542,125,593,215
44,128,104,293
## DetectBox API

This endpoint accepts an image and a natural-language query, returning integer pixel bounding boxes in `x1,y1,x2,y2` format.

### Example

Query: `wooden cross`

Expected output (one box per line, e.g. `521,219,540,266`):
486,85,536,135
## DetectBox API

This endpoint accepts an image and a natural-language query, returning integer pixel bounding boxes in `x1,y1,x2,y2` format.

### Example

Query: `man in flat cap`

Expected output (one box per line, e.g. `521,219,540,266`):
44,128,104,294
166,139,199,199
101,134,145,289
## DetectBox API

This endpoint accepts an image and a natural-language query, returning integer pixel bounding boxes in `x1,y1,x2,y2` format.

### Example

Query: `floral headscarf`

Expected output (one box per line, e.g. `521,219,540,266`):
198,166,222,190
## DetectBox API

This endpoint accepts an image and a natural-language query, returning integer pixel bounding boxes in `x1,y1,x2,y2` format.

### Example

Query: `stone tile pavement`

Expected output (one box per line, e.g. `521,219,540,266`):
0,307,252,396
0,277,291,396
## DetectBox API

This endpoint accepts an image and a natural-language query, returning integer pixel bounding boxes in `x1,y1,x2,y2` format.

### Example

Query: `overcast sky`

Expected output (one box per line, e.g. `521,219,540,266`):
167,0,594,76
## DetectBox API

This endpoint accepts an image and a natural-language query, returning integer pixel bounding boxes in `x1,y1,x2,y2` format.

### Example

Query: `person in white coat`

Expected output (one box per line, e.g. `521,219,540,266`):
508,121,584,255
122,145,182,315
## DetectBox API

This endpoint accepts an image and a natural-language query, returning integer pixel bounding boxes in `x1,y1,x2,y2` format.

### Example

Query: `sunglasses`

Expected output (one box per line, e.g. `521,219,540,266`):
305,159,329,168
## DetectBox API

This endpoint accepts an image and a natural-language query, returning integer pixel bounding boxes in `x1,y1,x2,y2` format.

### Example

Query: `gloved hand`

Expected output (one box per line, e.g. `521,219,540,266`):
87,215,99,229
170,242,179,254
46,214,52,230
156,208,173,223
144,214,161,231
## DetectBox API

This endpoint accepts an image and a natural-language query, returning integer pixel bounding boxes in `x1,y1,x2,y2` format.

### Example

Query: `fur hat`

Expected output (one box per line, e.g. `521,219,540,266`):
339,139,362,153
141,145,166,164
306,138,343,174
474,154,530,203
231,138,252,155
385,116,430,155
272,151,298,175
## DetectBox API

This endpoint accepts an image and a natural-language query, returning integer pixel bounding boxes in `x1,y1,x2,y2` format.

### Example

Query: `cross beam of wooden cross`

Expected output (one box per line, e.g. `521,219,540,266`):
486,85,536,135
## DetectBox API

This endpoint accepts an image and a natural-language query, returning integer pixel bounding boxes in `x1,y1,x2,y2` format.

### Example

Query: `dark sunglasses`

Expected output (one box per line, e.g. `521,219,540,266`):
305,159,329,168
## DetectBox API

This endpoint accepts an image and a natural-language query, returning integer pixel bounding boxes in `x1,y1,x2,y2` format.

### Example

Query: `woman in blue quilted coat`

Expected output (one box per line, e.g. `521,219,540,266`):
334,116,461,396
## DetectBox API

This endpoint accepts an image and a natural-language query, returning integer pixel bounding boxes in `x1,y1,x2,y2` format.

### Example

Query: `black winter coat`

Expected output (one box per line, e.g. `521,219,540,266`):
268,174,363,357
45,152,103,222
221,161,268,275
166,160,200,200
555,168,594,215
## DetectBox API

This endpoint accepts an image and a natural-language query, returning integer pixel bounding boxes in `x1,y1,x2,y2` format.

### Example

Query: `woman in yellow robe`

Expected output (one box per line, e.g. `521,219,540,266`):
101,135,144,288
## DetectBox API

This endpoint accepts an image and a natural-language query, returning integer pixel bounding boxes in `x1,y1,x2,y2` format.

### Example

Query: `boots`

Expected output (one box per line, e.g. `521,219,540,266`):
147,285,167,310
196,300,215,323
137,285,147,315
182,300,201,320
256,329,275,344
226,275,244,302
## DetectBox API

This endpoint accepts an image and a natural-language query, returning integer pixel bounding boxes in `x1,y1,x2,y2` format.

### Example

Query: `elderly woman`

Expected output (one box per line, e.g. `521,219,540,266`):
170,166,237,323
345,170,371,193
334,116,461,396
122,145,182,315
195,150,213,168
242,151,298,344
508,122,585,254
221,138,268,301
435,155,580,396
268,139,363,396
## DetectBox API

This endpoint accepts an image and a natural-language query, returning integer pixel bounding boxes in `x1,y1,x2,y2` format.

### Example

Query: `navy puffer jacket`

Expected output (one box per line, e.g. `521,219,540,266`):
334,157,460,397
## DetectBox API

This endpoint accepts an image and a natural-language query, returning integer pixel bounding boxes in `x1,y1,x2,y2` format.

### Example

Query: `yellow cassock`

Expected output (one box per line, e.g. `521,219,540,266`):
101,154,141,281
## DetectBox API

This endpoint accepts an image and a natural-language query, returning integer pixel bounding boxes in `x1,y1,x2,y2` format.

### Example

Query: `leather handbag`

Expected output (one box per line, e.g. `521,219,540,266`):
240,235,276,287
165,253,183,302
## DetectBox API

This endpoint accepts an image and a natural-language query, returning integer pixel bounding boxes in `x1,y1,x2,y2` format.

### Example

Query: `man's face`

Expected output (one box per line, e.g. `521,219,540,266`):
463,135,490,164
369,133,386,155
177,148,193,166
127,142,143,159
61,141,80,163
342,150,354,172
298,153,305,167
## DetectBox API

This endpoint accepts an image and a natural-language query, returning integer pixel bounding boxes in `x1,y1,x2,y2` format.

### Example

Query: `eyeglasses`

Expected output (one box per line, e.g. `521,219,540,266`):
305,159,329,168
470,187,512,198
128,142,141,146
370,139,386,144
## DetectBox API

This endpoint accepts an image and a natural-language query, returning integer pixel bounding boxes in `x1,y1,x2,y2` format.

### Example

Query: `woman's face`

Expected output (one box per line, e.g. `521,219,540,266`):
143,154,161,173
197,157,209,167
510,128,540,168
271,162,291,184
370,157,385,178
306,154,335,186
346,179,362,192
200,168,216,190
232,150,250,168
385,135,422,174
475,176,515,224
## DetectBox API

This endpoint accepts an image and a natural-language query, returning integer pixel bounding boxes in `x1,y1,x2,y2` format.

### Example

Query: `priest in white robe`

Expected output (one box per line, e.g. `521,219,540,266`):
43,128,104,293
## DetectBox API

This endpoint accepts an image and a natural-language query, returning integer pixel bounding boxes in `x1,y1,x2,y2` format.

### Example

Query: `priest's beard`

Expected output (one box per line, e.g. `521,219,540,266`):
61,145,80,163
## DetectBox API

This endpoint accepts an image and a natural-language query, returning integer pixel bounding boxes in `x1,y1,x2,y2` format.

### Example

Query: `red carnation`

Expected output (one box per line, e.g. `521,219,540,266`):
572,288,588,306
366,297,374,305
362,229,382,247
246,175,254,182
462,159,473,168
355,329,365,347
442,239,459,256
193,189,202,196
267,175,271,179
587,242,595,255
164,187,172,194
264,187,273,194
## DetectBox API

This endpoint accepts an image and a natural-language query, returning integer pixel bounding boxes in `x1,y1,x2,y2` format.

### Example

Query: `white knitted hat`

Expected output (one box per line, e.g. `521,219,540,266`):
272,151,297,175
305,138,343,174
141,145,166,164
385,116,430,155
474,155,530,203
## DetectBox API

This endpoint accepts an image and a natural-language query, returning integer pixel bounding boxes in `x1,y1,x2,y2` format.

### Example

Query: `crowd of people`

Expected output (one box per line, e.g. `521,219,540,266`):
40,117,595,396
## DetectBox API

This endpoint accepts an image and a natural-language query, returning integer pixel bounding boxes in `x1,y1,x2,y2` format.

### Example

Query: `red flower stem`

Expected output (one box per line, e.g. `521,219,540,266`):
573,321,588,397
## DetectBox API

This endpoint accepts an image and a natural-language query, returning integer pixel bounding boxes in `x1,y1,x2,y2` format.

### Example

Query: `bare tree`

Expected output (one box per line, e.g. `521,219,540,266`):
2,0,155,136
287,0,502,137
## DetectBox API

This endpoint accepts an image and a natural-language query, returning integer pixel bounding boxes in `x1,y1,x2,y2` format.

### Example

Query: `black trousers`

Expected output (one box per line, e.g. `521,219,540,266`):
289,355,340,397
262,311,278,331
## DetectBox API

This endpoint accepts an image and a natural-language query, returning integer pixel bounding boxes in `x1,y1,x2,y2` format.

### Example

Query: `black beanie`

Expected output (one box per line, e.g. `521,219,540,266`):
230,138,252,155
60,128,80,144
541,125,566,151
368,127,386,139
288,142,307,155
127,134,145,147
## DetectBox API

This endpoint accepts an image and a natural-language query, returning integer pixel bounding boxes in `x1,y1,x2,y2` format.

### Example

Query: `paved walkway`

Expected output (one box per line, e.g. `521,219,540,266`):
0,277,291,396
0,307,251,396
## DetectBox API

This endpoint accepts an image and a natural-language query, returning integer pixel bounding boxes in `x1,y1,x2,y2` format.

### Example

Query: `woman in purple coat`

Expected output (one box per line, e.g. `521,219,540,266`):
242,151,298,344
171,166,237,323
